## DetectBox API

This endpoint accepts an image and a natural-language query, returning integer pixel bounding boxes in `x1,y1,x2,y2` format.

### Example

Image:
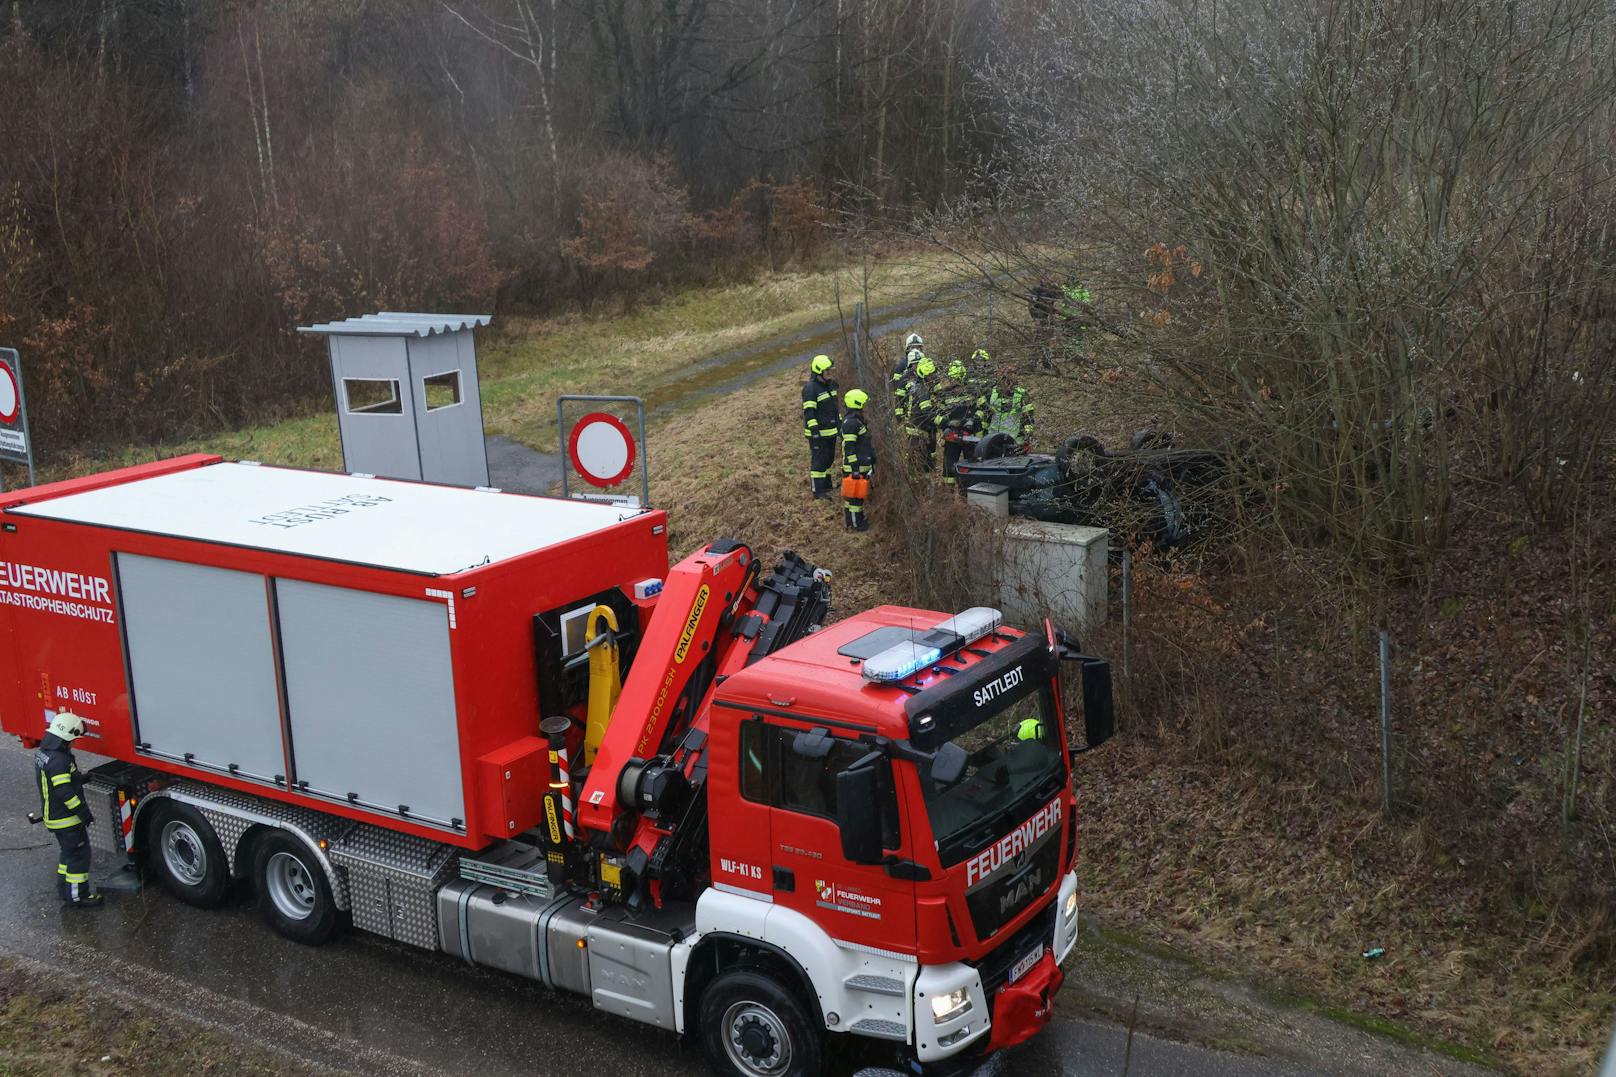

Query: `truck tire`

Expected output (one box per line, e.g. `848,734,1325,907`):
251,830,340,945
145,801,230,909
699,968,822,1077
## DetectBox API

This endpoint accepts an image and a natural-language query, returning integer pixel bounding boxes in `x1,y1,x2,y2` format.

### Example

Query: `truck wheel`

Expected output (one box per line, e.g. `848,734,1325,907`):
699,969,822,1077
145,801,230,909
251,831,339,945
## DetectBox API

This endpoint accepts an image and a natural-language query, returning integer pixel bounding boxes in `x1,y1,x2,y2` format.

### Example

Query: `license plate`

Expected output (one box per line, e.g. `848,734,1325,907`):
1008,945,1045,985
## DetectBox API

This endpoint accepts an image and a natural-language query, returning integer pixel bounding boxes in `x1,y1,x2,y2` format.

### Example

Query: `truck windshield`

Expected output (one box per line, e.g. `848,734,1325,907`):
920,683,1065,865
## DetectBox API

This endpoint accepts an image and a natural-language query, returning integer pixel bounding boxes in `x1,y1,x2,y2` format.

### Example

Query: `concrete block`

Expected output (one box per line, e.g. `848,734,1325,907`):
997,520,1108,635
966,482,1010,518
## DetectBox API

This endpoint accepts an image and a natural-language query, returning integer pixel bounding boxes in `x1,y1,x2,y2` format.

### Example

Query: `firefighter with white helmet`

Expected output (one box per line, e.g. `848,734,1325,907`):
33,711,102,907
801,353,841,498
891,332,926,420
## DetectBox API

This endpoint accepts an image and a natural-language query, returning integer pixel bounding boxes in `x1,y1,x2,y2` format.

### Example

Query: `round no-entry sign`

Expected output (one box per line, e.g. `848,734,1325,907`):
568,411,637,488
0,361,17,425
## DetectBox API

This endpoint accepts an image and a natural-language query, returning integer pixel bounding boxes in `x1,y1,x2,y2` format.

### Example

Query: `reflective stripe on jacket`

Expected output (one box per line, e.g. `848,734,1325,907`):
979,386,1035,440
802,373,840,438
841,412,873,474
34,740,85,830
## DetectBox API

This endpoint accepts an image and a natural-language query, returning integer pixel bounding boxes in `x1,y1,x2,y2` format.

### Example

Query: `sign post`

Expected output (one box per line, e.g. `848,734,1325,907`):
556,395,649,507
0,348,36,491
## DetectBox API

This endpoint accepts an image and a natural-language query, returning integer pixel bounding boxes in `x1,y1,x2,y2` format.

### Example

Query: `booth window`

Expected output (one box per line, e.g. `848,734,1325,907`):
344,378,402,415
423,371,462,411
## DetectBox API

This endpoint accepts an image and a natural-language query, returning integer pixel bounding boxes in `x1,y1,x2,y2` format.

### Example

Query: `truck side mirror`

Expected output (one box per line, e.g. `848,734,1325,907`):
930,742,967,786
1057,630,1115,753
835,753,886,865
1077,658,1114,752
791,727,834,759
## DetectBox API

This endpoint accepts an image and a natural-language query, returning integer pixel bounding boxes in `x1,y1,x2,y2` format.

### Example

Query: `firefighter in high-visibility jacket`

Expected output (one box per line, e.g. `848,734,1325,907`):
891,333,924,421
978,365,1037,451
801,354,840,498
839,389,874,532
34,711,102,907
900,356,938,470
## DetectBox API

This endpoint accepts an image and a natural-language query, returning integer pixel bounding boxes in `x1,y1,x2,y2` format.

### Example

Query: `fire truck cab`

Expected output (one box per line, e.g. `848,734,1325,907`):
692,605,1103,1069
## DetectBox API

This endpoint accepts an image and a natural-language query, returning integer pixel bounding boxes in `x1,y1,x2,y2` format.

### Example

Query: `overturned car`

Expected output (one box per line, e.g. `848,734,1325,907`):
951,429,1226,548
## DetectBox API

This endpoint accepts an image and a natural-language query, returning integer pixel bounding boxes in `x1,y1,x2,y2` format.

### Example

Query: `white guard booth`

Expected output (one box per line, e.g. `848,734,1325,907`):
299,312,492,487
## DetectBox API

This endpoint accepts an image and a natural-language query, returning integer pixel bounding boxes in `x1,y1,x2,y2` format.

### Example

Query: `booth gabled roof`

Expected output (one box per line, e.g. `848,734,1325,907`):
297,312,492,338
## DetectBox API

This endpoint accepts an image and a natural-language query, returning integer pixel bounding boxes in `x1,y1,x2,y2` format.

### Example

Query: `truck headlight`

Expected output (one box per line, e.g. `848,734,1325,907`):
1063,890,1079,918
930,987,972,1023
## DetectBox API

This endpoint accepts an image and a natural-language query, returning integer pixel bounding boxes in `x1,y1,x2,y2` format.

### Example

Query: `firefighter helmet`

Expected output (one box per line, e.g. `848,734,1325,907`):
916,357,937,378
810,354,833,375
844,388,868,410
904,332,924,350
947,360,967,380
47,711,86,741
972,348,991,364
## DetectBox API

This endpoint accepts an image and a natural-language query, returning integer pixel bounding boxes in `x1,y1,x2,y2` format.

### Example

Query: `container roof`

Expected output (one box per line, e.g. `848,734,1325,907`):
7,462,649,576
298,312,492,338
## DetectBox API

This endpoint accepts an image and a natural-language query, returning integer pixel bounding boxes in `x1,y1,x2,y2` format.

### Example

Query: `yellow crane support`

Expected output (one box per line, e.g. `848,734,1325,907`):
583,605,622,764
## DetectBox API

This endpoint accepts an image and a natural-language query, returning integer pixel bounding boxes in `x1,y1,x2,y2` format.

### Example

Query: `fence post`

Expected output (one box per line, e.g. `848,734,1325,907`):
1120,546,1132,717
1379,629,1393,815
851,301,867,388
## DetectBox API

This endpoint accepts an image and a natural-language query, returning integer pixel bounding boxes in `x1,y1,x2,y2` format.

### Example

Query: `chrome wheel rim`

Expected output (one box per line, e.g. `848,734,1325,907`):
723,1000,792,1077
160,819,208,887
264,850,317,921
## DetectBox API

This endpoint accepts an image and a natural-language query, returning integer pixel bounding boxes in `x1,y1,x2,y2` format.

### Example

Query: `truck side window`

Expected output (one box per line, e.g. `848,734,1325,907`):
739,720,770,804
740,721,899,845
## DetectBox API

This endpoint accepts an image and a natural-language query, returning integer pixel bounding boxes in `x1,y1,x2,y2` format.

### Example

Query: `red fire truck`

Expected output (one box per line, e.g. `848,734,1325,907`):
0,454,1113,1076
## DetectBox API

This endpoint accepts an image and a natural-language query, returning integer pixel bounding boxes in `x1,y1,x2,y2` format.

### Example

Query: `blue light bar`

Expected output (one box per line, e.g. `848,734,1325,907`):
863,642,943,682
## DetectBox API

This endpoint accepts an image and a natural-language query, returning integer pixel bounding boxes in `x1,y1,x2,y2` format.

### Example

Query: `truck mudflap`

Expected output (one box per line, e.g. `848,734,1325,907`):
985,950,1064,1053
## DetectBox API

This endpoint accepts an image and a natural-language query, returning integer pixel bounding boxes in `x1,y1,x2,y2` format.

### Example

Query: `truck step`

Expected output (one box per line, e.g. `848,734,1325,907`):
847,1017,908,1042
458,840,556,900
843,973,907,997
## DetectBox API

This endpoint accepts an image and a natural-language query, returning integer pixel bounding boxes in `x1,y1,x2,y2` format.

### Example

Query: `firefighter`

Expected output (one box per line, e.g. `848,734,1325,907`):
801,353,840,498
900,356,938,471
891,332,925,422
34,711,102,908
839,389,874,531
1029,280,1060,325
978,364,1037,451
937,355,984,485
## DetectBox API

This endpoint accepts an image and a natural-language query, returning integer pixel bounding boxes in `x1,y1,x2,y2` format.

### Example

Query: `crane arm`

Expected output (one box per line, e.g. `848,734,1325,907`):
577,541,755,837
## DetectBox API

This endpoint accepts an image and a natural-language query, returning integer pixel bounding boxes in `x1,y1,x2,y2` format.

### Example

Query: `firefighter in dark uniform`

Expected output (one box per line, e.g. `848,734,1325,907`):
34,711,102,907
891,332,924,422
938,354,985,485
801,353,840,498
840,389,874,531
900,356,938,471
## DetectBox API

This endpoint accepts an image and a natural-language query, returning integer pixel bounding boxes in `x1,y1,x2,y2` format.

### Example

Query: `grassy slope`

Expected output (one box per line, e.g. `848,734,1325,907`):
45,252,959,481
0,957,327,1076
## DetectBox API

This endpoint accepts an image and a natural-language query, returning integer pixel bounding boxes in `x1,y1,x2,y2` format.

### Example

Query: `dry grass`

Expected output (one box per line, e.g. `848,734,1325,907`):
648,371,911,618
0,957,326,1075
37,245,964,482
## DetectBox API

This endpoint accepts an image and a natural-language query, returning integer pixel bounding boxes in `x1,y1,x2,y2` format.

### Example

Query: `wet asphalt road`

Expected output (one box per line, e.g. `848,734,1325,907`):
0,741,1341,1077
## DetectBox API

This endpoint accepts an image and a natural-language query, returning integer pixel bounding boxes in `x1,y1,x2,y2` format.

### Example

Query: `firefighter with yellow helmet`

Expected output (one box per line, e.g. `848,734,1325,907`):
801,353,840,498
840,389,874,531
